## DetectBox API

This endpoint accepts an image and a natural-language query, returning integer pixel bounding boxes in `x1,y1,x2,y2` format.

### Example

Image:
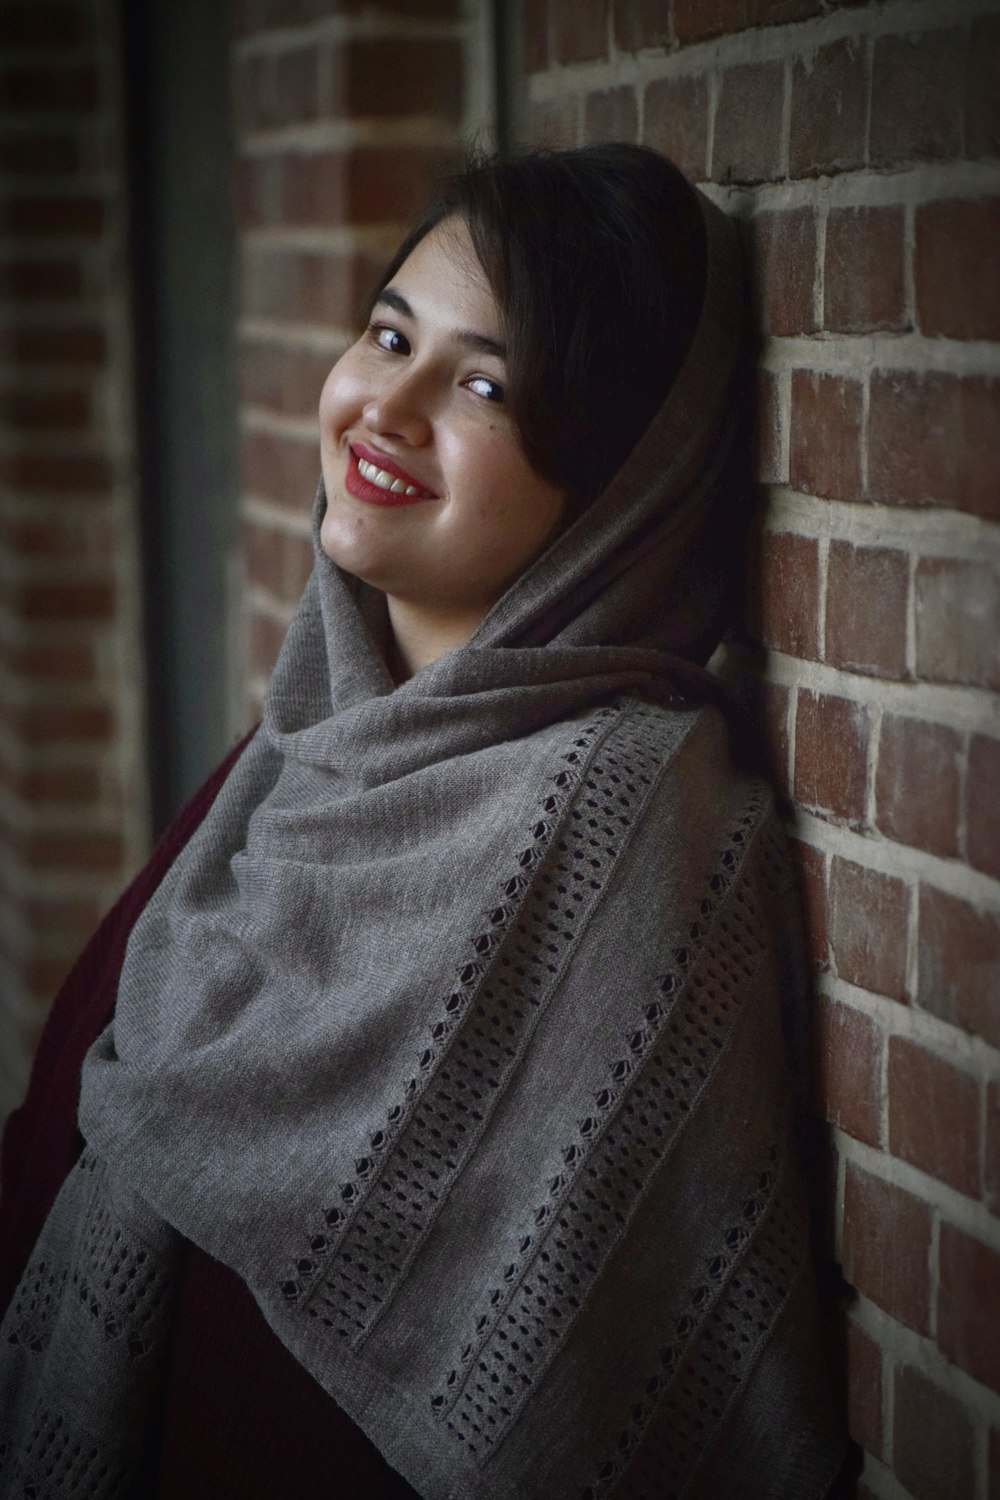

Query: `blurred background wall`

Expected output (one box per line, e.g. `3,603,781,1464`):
0,0,148,1108
1,1,998,1497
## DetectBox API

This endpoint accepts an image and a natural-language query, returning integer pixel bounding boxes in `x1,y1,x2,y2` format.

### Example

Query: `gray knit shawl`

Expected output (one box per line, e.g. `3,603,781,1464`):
0,188,844,1499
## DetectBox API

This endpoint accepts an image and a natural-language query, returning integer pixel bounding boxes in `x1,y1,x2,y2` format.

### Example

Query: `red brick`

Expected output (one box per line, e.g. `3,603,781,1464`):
287,536,313,596
0,387,89,431
824,207,906,334
12,579,115,623
1,517,73,558
284,145,458,228
675,0,740,40
712,61,784,185
260,0,460,19
18,829,124,874
614,0,671,52
14,890,103,936
956,379,1000,521
10,702,114,746
750,208,817,337
0,450,110,495
642,76,709,183
244,523,312,604
812,994,882,1146
754,369,782,485
968,15,1000,158
239,339,336,419
915,557,1000,691
523,0,549,72
0,195,104,237
916,199,1000,341
0,323,105,366
1,761,101,808
0,259,83,301
917,885,1000,1048
343,39,463,121
875,716,962,860
756,679,791,800
825,543,908,681
789,39,867,179
888,1038,979,1197
244,522,285,597
789,838,827,969
794,691,869,825
868,372,1000,519
249,612,288,677
870,29,965,167
237,48,319,134
0,131,79,175
0,638,96,682
550,0,608,64
235,154,283,227
0,3,93,48
842,1161,931,1334
750,530,820,659
584,86,638,144
0,64,99,113
241,245,381,329
675,0,818,43
756,0,822,17
829,856,909,1002
846,1319,883,1460
987,1080,1000,1215
893,1363,975,1500
527,96,577,150
938,1225,1000,1394
789,371,862,503
231,0,261,34
967,735,1000,880
241,429,319,512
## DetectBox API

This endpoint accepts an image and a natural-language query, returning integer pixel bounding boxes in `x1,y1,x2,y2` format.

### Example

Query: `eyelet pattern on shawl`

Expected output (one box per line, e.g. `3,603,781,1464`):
0,180,845,1500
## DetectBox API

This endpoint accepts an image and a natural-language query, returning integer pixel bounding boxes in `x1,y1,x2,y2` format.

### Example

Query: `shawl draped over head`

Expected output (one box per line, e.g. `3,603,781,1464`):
0,183,845,1498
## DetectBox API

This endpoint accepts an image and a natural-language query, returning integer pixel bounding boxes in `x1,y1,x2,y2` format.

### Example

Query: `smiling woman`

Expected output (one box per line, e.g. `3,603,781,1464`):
318,217,568,677
0,146,846,1500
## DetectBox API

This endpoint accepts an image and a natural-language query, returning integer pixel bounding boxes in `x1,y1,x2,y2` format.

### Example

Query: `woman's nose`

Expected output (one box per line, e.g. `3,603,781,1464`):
362,365,433,445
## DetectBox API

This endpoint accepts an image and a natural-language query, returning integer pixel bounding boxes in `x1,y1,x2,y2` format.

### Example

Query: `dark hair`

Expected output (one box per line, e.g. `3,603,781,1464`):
368,144,707,508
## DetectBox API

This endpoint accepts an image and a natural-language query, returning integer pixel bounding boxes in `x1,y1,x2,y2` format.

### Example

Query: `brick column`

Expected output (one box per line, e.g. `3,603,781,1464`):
232,0,492,714
0,0,147,1115
524,2,1000,1495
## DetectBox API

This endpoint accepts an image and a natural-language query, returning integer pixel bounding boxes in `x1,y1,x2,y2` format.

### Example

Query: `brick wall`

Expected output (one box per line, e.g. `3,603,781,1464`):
232,0,493,714
0,0,147,1116
523,2,1000,1494
4,2,997,1487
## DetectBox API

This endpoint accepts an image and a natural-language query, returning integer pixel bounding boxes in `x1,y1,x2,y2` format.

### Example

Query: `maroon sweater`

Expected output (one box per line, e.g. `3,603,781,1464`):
0,735,419,1499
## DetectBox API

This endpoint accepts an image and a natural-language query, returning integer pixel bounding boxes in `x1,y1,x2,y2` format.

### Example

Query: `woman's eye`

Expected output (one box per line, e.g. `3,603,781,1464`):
370,324,410,355
467,375,505,404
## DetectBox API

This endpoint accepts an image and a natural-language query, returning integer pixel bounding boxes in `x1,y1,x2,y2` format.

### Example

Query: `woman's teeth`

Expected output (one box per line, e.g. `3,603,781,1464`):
357,456,421,495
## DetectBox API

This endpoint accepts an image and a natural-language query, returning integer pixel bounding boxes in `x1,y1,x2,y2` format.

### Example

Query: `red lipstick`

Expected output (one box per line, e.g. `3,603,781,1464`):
346,444,437,507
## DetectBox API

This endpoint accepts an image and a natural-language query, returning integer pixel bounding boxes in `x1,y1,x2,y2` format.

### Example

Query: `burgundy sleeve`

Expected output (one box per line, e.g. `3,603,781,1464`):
0,729,257,1318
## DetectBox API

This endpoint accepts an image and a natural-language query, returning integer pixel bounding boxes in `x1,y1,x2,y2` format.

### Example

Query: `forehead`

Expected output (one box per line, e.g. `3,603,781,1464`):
387,217,500,333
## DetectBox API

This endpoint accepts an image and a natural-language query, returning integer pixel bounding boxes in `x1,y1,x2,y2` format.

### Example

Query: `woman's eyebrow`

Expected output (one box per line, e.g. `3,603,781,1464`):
374,287,506,360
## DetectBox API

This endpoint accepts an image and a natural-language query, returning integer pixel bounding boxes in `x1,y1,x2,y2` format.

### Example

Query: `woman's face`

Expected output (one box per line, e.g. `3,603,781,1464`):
318,217,567,629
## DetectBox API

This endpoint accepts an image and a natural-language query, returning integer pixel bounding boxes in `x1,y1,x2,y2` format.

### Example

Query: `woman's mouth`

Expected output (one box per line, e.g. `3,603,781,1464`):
345,445,437,507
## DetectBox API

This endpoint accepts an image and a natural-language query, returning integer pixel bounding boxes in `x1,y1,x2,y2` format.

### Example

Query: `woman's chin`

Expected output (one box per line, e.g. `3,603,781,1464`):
319,522,395,600
320,505,366,573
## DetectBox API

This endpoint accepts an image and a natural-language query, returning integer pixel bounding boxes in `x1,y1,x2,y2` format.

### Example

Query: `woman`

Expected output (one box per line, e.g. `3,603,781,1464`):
0,145,846,1497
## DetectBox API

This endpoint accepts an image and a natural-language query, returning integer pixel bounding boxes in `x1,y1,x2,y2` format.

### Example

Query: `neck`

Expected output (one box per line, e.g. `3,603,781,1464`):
385,595,490,683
